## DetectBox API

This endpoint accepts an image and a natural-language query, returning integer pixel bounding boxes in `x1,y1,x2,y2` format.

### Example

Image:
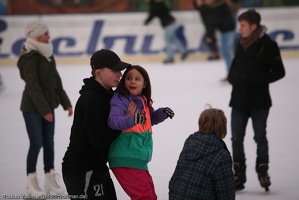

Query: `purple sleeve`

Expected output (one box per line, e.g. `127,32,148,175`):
151,107,168,126
108,95,135,130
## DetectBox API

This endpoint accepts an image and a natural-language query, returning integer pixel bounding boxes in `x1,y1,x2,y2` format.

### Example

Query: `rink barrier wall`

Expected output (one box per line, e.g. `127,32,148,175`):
0,7,298,66
0,51,297,66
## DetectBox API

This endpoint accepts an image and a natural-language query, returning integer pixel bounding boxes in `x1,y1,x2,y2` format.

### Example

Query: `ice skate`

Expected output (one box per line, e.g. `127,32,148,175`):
234,162,246,191
0,74,4,94
181,51,189,60
207,53,220,61
256,163,271,192
44,169,65,195
163,58,174,64
26,172,46,198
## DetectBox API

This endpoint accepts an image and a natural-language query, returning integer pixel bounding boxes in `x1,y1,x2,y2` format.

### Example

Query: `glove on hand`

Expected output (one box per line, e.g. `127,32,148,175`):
163,107,174,119
134,111,146,124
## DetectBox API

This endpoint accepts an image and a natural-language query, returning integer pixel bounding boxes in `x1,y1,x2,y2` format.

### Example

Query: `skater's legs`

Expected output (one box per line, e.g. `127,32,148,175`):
164,24,175,60
170,24,187,55
251,109,270,165
42,111,55,173
23,111,44,174
231,108,249,163
220,30,235,72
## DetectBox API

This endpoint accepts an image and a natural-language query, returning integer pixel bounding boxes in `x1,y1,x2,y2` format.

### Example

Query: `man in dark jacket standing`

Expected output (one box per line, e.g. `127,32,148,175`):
228,9,285,192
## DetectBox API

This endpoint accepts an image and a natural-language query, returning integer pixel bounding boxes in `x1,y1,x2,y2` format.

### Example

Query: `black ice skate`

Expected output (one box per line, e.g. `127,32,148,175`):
256,163,271,192
234,162,246,190
163,58,174,64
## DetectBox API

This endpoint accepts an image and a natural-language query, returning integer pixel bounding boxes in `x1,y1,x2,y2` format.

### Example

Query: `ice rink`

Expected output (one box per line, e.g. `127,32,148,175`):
0,57,298,199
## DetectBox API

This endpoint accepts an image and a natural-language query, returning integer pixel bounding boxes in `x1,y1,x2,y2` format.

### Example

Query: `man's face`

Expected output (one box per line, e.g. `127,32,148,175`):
239,20,257,39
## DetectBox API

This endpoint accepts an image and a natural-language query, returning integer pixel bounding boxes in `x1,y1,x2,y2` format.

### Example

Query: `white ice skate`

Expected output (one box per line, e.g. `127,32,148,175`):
26,172,46,197
44,169,65,195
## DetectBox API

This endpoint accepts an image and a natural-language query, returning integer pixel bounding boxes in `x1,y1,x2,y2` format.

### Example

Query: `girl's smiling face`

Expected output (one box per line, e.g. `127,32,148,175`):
125,69,146,96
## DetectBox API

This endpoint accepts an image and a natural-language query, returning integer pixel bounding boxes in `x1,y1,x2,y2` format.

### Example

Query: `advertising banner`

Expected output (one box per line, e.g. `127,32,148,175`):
0,7,298,64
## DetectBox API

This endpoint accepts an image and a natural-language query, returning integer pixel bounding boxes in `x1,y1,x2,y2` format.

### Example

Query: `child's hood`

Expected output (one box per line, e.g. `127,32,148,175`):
180,132,226,161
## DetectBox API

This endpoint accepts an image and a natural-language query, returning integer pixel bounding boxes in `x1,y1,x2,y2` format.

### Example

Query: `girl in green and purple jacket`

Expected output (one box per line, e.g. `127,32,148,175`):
108,65,174,200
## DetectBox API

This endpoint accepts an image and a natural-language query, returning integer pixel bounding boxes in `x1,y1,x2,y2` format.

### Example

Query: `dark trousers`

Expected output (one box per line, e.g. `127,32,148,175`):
62,169,117,200
23,111,55,174
231,108,270,165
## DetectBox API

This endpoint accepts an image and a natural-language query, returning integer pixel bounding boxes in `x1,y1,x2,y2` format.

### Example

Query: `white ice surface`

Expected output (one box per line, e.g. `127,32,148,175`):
0,58,298,199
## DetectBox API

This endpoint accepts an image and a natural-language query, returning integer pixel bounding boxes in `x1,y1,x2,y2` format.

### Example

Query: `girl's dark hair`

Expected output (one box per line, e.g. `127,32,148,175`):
198,105,227,138
238,9,261,27
116,65,153,110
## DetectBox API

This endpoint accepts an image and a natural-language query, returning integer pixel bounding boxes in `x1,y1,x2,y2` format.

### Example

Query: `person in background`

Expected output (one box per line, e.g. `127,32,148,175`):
0,73,3,93
17,21,73,196
108,65,175,200
228,9,285,192
193,0,220,61
225,0,241,53
0,37,4,93
226,0,241,19
241,0,262,7
169,105,235,200
0,20,5,93
62,49,131,199
210,0,236,81
144,0,188,64
194,0,236,81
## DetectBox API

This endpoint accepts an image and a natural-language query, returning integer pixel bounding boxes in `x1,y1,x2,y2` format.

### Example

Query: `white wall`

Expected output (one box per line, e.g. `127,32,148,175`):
0,7,298,63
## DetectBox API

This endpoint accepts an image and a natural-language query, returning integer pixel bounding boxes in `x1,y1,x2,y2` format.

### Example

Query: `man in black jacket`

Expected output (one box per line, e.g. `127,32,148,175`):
228,9,285,192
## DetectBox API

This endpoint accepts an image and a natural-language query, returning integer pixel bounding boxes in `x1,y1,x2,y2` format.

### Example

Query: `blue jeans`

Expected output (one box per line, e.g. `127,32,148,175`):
231,108,270,165
220,30,235,73
164,23,186,60
23,111,55,174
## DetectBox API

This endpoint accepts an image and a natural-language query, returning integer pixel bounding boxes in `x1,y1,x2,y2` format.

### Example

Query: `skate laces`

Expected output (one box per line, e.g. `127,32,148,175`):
234,163,246,187
257,164,271,187
257,164,269,177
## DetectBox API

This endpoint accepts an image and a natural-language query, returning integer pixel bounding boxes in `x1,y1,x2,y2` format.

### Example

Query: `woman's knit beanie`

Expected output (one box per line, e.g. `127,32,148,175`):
25,21,48,39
